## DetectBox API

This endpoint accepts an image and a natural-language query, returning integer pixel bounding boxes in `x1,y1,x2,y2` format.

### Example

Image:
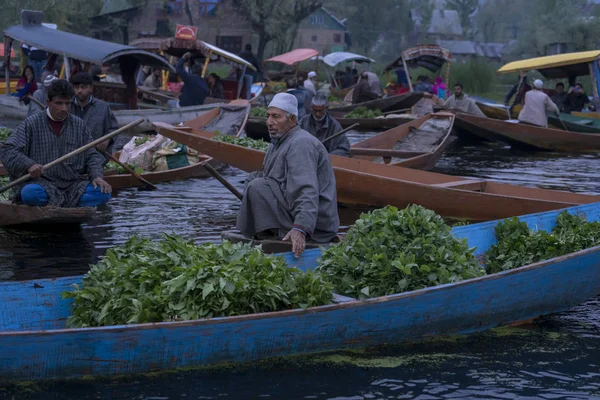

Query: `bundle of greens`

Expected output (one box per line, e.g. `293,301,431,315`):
0,127,11,142
485,211,600,274
251,107,268,118
103,161,144,175
0,176,9,201
317,205,485,299
272,83,286,93
63,236,332,327
345,107,384,119
213,134,270,151
134,136,151,146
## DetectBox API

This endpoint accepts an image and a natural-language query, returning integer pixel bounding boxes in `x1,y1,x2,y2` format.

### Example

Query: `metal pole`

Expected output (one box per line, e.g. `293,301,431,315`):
402,56,413,92
201,50,212,78
63,56,71,81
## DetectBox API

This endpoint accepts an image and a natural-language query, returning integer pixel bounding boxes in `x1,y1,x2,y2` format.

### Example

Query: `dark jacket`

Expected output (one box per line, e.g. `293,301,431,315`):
210,81,225,99
563,92,590,113
176,58,209,107
299,113,350,157
352,80,378,104
238,50,261,79
341,72,354,89
551,92,568,111
505,78,531,107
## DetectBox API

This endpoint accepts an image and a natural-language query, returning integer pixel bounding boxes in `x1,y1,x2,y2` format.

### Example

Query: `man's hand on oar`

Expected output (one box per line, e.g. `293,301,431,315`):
27,164,43,178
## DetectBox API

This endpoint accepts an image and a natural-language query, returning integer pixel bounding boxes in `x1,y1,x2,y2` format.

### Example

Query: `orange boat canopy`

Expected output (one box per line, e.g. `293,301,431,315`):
0,43,16,58
265,48,319,66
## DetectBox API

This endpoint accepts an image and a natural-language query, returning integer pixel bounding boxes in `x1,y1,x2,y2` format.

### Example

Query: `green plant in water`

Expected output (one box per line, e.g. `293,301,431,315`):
317,205,485,299
63,236,332,328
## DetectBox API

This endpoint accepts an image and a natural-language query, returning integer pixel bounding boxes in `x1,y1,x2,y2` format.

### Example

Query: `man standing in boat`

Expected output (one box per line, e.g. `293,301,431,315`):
517,79,560,128
69,72,119,154
168,52,209,108
299,94,350,157
237,93,340,258
0,79,111,208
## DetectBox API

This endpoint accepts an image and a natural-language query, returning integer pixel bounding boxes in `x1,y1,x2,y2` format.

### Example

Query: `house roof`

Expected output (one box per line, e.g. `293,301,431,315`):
98,0,137,16
321,7,347,30
434,40,505,58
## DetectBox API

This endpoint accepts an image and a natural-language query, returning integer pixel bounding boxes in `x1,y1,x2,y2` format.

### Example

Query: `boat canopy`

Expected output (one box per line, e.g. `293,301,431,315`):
130,37,256,71
3,16,173,70
384,45,452,73
322,52,374,68
0,43,15,58
497,51,600,79
265,48,319,66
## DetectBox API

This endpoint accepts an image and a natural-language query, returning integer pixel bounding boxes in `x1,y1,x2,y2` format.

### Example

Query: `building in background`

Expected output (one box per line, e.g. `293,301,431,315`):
294,8,348,55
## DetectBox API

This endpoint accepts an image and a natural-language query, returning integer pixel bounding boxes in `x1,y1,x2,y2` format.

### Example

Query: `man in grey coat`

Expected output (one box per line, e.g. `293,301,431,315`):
237,93,340,257
299,94,350,157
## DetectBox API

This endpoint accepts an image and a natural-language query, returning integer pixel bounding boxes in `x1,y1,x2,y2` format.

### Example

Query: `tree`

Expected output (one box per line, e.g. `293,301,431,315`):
234,0,324,62
446,0,479,38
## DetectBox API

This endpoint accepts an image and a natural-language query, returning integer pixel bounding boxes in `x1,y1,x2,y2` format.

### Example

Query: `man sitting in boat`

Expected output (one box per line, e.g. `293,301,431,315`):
442,83,486,117
0,79,111,208
551,82,568,112
70,72,118,154
27,72,57,117
517,79,560,128
299,94,350,157
353,72,379,104
168,52,209,109
237,93,340,258
563,83,590,114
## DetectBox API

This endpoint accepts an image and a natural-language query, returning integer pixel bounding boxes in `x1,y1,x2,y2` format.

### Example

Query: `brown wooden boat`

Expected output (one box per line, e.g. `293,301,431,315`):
350,112,454,170
330,92,423,113
0,202,96,227
154,120,599,221
475,101,517,120
454,112,600,152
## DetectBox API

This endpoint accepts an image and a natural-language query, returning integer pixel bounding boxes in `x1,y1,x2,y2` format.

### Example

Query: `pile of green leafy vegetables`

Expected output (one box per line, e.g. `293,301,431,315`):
213,134,270,151
0,176,9,201
484,211,600,274
103,161,144,175
316,205,485,299
134,136,151,146
251,107,268,118
63,236,333,328
0,127,11,142
345,106,384,119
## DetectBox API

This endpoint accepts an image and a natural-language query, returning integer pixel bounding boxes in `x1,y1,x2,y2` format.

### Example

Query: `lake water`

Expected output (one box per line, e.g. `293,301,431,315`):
1,133,600,399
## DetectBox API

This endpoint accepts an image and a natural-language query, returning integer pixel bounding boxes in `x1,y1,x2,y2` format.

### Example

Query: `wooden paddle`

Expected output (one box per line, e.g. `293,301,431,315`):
322,123,360,145
0,118,145,194
383,108,411,116
555,113,570,131
202,162,243,200
99,149,158,191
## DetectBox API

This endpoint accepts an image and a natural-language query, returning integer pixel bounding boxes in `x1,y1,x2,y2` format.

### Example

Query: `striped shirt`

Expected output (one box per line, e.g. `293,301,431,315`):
71,96,118,151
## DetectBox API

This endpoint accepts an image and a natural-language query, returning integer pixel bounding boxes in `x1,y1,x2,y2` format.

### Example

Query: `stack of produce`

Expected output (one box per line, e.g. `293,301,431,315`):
345,107,384,119
213,134,270,151
250,107,268,118
64,236,333,328
103,161,144,175
0,127,11,142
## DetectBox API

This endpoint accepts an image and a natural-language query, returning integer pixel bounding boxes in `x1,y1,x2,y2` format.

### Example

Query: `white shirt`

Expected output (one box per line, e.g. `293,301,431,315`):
518,90,560,127
304,78,317,95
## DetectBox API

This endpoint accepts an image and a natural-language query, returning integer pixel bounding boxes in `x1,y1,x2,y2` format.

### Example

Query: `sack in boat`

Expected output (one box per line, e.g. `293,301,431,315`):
119,134,169,171
152,141,200,172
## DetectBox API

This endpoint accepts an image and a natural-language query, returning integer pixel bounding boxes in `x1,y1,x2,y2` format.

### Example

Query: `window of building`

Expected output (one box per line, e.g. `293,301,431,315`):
164,0,183,16
333,33,341,43
311,35,318,42
217,36,242,54
310,15,324,25
199,0,221,16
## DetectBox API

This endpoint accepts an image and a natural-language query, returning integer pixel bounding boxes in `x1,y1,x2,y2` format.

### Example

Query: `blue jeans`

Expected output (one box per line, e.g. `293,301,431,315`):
243,74,253,99
28,60,46,83
21,183,111,207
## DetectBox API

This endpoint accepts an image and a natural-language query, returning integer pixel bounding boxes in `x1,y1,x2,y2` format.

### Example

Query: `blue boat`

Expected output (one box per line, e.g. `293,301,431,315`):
2,203,600,381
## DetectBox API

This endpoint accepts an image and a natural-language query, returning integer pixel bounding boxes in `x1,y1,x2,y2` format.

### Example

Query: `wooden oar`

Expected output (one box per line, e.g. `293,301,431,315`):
555,113,570,132
0,118,145,194
383,108,411,116
202,162,243,200
99,149,158,191
322,123,360,145
26,95,44,109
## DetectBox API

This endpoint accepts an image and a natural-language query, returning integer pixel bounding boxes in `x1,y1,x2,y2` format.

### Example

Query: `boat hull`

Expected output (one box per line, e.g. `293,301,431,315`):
2,203,600,380
0,202,96,227
330,92,423,113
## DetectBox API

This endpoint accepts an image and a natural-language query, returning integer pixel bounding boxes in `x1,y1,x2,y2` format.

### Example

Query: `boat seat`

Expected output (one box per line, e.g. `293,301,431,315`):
433,179,486,191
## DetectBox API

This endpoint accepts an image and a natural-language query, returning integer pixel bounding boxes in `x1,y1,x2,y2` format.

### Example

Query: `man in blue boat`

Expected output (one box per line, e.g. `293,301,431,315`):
299,94,350,157
0,79,111,208
70,72,118,154
237,93,340,258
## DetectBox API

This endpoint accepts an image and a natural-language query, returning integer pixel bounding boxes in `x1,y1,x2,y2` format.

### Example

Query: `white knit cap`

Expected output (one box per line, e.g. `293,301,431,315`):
268,93,298,117
43,74,57,88
534,79,543,89
308,71,317,78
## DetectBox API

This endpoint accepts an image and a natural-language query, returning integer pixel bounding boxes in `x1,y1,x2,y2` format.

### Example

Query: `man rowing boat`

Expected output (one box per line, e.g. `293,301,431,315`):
237,93,340,257
0,79,111,207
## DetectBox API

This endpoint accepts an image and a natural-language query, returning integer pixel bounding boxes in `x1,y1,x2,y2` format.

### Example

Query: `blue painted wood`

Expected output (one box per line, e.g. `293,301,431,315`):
2,203,600,381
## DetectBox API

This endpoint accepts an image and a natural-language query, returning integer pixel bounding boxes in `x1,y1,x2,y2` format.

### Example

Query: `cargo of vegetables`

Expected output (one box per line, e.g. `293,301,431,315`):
250,107,268,118
0,127,11,142
345,106,383,119
63,235,333,328
214,134,270,151
484,211,600,274
316,205,485,299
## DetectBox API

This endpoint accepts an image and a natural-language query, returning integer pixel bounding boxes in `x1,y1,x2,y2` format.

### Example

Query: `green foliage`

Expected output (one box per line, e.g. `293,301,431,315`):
251,107,268,118
0,128,11,142
317,205,485,299
63,236,333,327
345,106,383,119
0,176,9,201
103,161,144,175
213,135,270,151
485,211,600,274
134,136,150,146
449,59,500,95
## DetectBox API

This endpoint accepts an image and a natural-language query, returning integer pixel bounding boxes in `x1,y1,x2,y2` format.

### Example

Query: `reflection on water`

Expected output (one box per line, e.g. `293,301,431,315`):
1,131,600,398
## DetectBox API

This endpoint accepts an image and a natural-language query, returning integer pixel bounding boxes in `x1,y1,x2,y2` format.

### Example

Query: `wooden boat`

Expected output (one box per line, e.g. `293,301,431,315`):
454,112,600,152
3,202,600,380
350,112,454,170
221,231,327,254
330,91,423,113
154,120,598,221
0,202,95,227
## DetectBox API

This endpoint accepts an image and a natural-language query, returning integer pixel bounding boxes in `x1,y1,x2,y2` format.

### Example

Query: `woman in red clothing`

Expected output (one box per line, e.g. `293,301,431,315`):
12,65,38,103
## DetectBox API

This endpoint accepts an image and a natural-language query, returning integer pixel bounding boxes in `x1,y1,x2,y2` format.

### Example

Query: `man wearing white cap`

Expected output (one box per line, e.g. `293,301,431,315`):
237,92,340,258
304,71,317,95
27,72,57,117
518,79,559,127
